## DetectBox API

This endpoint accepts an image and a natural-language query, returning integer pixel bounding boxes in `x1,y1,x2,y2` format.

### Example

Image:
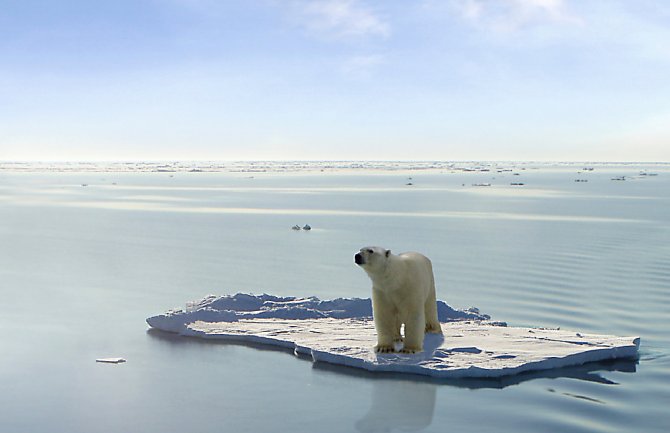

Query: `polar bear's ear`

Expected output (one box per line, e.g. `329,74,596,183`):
385,249,391,257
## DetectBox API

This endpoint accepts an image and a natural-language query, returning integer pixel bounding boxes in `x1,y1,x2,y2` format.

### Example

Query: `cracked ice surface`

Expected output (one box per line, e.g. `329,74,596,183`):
146,294,639,379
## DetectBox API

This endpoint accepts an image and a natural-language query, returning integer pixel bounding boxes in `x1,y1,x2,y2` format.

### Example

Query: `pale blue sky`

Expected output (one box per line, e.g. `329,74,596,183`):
2,0,669,161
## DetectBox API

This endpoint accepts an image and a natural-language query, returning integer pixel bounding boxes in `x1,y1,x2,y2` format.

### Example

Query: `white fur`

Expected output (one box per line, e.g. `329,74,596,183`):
355,246,442,353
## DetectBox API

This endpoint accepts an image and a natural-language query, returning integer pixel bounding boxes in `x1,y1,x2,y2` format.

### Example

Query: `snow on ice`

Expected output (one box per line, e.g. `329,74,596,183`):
146,293,639,379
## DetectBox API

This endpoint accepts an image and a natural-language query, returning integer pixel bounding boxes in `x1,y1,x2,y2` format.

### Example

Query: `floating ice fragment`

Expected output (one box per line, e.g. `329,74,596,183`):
96,358,126,364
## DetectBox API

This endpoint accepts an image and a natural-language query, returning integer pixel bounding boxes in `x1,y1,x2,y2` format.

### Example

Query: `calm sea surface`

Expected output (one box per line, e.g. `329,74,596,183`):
1,163,669,433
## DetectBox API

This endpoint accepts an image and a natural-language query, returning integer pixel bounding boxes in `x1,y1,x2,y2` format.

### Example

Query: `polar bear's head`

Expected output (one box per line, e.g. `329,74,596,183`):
354,246,391,274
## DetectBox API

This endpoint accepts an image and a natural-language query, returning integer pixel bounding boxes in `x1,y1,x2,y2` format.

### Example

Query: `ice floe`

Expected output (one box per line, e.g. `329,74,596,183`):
146,293,639,379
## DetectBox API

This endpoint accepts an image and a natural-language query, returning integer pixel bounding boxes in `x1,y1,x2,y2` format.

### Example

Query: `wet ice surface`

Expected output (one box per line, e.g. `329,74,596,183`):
147,294,639,378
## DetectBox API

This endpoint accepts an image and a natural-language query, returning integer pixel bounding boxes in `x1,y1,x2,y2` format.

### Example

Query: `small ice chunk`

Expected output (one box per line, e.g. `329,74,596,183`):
96,357,126,364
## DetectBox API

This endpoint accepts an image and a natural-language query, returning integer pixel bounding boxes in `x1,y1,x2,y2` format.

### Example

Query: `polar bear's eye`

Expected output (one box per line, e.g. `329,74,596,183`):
367,249,374,254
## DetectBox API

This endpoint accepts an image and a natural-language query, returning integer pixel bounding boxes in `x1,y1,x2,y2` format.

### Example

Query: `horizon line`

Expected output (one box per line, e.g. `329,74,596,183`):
2,159,670,164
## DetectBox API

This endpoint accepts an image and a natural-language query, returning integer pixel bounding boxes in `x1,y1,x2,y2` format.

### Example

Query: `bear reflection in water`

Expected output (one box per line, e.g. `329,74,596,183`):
356,380,436,433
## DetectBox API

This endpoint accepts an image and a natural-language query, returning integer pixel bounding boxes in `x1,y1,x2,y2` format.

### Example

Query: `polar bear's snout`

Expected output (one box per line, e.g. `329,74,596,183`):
354,253,364,265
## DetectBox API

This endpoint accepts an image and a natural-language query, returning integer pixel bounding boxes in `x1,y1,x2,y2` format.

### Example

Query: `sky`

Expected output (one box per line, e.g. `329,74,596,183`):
1,0,669,162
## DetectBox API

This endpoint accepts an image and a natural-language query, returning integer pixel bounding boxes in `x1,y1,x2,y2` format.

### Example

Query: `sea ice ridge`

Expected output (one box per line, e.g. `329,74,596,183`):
146,293,492,334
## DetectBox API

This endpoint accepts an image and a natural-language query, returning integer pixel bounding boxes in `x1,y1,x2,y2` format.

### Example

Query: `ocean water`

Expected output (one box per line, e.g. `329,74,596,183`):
0,162,668,433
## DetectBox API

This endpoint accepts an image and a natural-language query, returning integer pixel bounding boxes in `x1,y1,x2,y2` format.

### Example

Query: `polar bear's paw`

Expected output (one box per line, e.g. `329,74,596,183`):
375,344,396,353
400,347,421,354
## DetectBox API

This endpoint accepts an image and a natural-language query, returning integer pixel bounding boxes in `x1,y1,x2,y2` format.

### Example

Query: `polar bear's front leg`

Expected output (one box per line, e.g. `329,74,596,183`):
401,310,425,354
372,292,398,353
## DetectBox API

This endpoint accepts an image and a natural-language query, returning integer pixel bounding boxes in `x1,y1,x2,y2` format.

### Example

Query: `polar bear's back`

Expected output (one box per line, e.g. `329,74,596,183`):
398,251,432,269
395,252,434,289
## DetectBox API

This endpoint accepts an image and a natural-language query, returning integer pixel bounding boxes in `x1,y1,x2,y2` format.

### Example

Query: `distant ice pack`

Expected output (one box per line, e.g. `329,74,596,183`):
146,293,639,379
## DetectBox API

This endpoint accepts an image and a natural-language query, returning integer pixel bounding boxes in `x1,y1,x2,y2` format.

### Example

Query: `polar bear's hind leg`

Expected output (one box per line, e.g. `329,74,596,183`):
424,280,442,334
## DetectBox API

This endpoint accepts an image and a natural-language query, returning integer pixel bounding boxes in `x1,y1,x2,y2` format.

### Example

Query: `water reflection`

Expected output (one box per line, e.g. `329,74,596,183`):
6,193,648,223
146,318,639,432
349,359,637,432
355,379,436,433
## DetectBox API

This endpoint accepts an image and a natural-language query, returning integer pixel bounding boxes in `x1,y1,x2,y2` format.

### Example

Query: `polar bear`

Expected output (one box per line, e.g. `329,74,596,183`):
354,246,442,354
